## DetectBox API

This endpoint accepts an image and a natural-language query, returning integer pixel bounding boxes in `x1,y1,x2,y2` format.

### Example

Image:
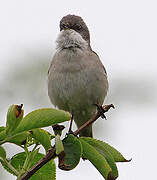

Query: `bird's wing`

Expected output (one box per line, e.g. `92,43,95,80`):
92,50,107,75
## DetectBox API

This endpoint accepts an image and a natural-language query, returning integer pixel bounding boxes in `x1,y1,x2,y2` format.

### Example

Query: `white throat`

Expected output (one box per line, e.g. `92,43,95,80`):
56,29,88,50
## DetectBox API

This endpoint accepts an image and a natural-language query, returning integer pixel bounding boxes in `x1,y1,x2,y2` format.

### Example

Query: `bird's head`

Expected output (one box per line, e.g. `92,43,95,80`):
60,15,90,46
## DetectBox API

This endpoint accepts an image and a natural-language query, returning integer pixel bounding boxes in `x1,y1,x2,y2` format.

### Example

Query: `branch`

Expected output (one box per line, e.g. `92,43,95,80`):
19,104,114,180
19,147,56,180
73,104,114,136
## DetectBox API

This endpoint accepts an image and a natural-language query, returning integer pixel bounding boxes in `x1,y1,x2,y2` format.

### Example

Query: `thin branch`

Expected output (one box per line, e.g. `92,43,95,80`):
19,147,56,180
3,158,19,176
68,114,74,133
73,104,115,136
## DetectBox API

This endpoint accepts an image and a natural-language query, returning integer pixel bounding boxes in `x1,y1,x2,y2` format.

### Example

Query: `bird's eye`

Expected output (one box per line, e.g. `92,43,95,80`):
60,22,68,30
75,24,82,31
61,23,66,29
62,23,67,28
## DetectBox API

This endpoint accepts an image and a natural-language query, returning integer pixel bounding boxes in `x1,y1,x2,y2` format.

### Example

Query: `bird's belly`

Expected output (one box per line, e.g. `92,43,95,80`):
48,69,106,114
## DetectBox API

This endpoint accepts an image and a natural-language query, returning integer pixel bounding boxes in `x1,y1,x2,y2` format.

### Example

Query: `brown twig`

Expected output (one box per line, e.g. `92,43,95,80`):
73,104,115,136
19,104,114,180
19,147,56,180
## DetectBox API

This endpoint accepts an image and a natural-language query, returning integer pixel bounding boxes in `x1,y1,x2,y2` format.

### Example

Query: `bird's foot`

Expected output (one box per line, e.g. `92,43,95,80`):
94,103,107,119
94,104,115,119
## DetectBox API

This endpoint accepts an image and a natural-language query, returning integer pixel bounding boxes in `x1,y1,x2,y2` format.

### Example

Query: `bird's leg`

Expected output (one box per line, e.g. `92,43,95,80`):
68,113,74,133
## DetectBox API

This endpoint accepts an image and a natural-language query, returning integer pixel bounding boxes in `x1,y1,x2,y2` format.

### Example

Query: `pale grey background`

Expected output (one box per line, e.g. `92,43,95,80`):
0,0,157,179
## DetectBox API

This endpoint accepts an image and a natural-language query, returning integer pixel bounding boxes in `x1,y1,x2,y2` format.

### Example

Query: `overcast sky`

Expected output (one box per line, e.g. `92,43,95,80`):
0,0,157,179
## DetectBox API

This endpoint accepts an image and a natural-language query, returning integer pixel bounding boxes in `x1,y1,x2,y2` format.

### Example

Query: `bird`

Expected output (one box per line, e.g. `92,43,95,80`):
48,15,108,137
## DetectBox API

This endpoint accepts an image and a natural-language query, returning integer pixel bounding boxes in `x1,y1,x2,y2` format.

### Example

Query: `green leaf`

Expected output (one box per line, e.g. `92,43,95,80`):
32,129,52,152
6,104,24,135
0,145,6,159
0,128,6,145
0,129,7,141
12,108,70,134
92,139,129,162
0,126,5,133
11,152,56,179
61,134,82,171
7,131,30,146
80,137,118,178
55,135,64,155
79,139,115,180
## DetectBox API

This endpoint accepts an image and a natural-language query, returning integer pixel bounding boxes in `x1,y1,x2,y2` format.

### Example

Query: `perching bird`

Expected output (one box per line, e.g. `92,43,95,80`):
48,15,108,137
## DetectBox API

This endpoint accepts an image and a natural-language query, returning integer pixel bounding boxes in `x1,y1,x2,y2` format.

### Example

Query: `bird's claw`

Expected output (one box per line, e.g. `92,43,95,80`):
94,103,115,119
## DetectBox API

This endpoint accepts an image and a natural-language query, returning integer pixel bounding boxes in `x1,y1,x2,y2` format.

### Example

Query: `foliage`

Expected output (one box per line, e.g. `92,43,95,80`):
0,104,129,180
